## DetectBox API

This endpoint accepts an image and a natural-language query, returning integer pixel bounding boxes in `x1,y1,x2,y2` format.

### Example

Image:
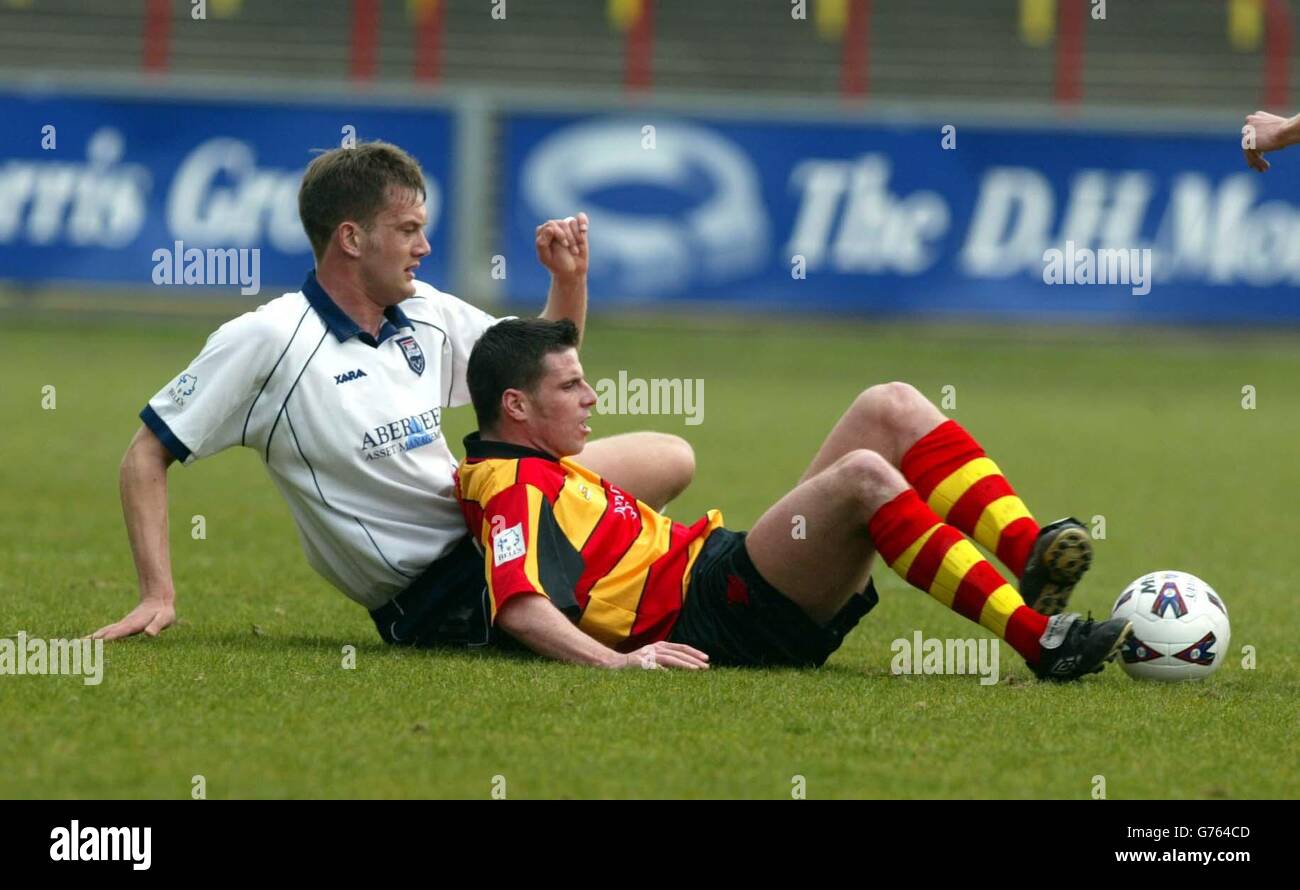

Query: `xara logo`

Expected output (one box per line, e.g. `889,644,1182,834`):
335,369,368,385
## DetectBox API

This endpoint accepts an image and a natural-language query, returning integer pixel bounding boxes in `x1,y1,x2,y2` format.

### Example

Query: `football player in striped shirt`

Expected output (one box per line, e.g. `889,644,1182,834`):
455,319,1132,680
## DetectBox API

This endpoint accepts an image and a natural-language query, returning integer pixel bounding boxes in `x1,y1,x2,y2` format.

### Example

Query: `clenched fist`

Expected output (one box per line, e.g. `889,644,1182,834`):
535,212,589,281
1243,110,1300,172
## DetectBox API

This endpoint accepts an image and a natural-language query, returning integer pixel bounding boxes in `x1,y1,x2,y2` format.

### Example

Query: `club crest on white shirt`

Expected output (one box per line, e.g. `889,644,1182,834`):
167,373,199,407
396,335,425,376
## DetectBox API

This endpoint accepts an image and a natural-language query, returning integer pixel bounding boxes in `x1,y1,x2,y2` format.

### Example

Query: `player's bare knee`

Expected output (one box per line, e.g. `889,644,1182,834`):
832,449,903,509
833,448,888,474
855,381,921,424
858,381,942,452
662,434,695,499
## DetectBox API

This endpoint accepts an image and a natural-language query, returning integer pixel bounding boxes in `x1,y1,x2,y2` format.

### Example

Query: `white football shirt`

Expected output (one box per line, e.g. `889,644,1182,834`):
142,271,501,610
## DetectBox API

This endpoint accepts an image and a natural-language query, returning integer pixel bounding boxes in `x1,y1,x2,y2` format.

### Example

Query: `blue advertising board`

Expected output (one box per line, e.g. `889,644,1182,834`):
0,90,453,294
502,112,1300,323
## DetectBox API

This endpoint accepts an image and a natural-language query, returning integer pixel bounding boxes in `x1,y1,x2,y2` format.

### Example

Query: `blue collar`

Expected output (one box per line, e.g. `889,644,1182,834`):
302,270,413,347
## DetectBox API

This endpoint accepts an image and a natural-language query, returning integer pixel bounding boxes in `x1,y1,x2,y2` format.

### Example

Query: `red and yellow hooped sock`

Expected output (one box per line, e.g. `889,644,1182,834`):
868,488,1047,664
900,420,1039,579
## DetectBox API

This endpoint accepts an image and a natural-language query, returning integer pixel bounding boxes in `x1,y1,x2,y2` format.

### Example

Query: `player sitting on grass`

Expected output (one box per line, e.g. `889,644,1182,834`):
93,141,693,649
454,318,1133,680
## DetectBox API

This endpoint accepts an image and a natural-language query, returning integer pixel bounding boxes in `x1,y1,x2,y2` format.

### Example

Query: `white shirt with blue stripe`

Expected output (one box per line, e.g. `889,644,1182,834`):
142,271,500,610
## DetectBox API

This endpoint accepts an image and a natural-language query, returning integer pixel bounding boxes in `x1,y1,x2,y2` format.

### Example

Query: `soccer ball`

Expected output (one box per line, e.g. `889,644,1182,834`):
1110,570,1230,681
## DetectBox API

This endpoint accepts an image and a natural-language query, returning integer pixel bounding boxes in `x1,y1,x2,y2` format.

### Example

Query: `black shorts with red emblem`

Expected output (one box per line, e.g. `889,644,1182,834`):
668,528,878,668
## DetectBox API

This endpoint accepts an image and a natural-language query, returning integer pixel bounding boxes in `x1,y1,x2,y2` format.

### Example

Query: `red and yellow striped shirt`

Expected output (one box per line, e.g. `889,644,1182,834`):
454,434,724,651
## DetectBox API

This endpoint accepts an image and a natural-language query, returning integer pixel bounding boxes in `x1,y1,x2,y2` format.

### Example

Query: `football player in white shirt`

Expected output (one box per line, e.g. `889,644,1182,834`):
93,142,695,647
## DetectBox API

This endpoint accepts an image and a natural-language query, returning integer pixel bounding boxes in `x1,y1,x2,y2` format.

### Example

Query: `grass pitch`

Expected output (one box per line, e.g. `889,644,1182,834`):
2,308,1298,799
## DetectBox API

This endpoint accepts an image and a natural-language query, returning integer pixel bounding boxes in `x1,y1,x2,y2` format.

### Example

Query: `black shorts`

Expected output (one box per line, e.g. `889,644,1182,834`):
668,528,878,668
369,535,496,648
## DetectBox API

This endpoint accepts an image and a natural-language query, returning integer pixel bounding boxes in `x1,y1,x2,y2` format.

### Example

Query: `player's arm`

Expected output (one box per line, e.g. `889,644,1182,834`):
94,312,273,640
1243,110,1300,171
495,593,709,670
495,593,619,667
93,425,178,639
536,212,589,343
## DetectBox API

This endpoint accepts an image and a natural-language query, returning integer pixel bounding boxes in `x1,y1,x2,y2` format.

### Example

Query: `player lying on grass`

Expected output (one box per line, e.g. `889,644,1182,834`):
455,319,1134,680
94,141,694,648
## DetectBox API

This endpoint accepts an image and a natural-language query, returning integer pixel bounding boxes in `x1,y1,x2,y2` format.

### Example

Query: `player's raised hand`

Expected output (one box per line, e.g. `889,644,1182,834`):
90,598,176,640
535,212,589,280
616,640,710,670
1243,110,1297,172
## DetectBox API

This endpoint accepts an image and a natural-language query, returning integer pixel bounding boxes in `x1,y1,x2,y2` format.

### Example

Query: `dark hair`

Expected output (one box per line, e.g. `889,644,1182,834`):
468,318,581,431
298,141,426,260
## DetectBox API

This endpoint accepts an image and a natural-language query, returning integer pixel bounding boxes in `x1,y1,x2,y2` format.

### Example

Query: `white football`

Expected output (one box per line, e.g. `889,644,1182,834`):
1110,570,1230,681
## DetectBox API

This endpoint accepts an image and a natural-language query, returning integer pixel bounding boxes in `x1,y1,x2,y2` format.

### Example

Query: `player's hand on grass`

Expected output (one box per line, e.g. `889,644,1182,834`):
616,641,710,670
535,212,589,280
1243,110,1297,172
91,598,175,640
